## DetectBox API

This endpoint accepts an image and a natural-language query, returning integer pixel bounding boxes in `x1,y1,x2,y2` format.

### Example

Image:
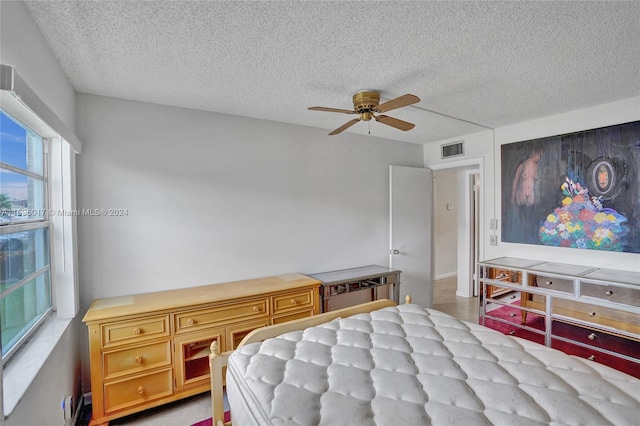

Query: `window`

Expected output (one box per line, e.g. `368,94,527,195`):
0,110,52,364
0,65,80,418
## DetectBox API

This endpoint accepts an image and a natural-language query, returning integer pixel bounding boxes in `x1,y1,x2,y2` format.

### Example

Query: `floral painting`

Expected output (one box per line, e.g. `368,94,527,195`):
501,120,640,253
539,178,628,250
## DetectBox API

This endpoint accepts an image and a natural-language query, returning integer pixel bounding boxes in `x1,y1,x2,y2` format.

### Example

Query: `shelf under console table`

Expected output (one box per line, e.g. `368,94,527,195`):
82,273,321,426
478,257,640,378
307,265,401,313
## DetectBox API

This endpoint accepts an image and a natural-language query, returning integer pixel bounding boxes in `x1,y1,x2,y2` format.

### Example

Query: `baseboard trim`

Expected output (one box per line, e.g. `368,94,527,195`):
435,272,457,280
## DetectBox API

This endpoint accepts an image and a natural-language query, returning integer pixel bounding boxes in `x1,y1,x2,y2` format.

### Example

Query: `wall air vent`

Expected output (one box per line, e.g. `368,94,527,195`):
441,140,464,159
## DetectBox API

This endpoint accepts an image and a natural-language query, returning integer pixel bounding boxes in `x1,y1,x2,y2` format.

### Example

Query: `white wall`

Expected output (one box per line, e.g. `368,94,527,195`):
0,2,81,425
494,97,640,271
433,173,457,278
425,131,495,267
425,97,640,273
3,319,81,426
75,94,424,303
0,1,76,131
75,93,424,389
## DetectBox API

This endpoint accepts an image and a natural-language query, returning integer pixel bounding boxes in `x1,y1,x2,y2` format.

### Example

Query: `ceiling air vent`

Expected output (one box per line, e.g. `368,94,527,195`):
441,140,464,159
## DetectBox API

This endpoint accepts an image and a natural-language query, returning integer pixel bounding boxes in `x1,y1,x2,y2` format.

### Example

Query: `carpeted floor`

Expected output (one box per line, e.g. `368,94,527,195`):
191,411,230,426
79,392,213,425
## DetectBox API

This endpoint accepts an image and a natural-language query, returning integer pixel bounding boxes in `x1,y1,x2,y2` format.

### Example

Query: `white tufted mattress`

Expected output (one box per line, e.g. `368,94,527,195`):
226,304,640,425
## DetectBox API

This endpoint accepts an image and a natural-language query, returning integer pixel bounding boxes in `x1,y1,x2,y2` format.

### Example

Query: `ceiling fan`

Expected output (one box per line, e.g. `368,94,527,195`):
308,91,420,135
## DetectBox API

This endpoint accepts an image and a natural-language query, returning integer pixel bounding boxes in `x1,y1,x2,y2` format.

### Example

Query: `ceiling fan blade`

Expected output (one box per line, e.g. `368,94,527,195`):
308,106,358,114
328,118,361,135
375,114,415,131
376,94,420,113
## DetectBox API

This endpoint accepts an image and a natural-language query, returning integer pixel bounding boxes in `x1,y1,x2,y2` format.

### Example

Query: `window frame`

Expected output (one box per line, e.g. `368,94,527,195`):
0,110,53,366
0,64,80,420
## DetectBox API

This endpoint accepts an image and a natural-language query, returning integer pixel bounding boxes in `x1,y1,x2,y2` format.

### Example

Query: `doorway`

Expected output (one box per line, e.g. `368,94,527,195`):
431,160,482,320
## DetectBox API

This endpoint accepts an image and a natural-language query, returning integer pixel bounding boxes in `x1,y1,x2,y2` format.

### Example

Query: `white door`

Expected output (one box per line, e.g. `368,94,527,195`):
389,165,433,307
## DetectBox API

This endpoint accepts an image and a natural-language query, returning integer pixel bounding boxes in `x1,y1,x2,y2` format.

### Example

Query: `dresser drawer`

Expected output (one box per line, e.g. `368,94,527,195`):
102,315,170,349
581,282,640,307
535,274,573,294
552,321,639,360
103,340,172,380
104,368,173,414
489,268,521,284
486,284,512,299
552,298,640,332
551,338,640,379
272,289,314,315
174,298,268,333
485,298,546,329
272,309,315,325
482,317,546,345
485,301,527,326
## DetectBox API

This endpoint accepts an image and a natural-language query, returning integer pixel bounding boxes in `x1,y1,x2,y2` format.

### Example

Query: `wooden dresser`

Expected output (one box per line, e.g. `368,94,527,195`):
479,257,639,378
83,273,321,426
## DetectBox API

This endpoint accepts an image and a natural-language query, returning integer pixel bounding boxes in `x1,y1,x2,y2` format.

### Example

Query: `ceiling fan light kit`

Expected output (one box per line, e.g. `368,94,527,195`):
308,90,420,135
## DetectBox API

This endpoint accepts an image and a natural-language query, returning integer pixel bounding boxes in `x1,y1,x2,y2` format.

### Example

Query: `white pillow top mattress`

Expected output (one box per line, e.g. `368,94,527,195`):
226,304,640,425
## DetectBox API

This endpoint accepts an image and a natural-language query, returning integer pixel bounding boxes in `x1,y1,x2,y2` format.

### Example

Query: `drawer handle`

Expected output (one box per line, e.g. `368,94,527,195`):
509,331,515,335
133,327,141,335
587,333,596,341
509,313,516,317
291,299,298,305
137,386,144,395
605,290,613,296
253,306,260,312
135,355,143,363
587,355,595,361
187,319,194,325
545,281,553,286
588,311,597,317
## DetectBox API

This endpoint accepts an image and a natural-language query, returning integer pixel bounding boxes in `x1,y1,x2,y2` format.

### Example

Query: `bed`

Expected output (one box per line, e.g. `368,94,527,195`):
209,297,640,426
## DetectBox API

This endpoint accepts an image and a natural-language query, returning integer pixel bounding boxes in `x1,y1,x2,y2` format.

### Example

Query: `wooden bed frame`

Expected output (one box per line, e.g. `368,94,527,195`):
208,296,409,426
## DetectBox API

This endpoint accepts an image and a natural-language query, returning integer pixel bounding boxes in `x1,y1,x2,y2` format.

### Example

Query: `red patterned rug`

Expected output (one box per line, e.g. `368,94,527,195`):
191,411,230,426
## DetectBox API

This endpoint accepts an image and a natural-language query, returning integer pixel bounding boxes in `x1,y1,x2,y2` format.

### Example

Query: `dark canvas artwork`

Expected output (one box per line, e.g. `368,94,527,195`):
501,120,640,253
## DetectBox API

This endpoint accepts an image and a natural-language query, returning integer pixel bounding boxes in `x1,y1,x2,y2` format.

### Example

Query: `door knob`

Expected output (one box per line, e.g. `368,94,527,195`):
390,249,400,255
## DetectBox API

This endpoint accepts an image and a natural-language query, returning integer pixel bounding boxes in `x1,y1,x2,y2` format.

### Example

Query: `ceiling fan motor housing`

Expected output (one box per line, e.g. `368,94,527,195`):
353,91,380,121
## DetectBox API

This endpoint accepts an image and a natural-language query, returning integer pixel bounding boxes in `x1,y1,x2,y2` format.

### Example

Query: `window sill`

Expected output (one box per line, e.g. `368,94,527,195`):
2,314,72,418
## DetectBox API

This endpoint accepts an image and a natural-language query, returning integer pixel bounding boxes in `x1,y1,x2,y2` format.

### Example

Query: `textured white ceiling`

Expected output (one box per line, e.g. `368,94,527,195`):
22,1,640,144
